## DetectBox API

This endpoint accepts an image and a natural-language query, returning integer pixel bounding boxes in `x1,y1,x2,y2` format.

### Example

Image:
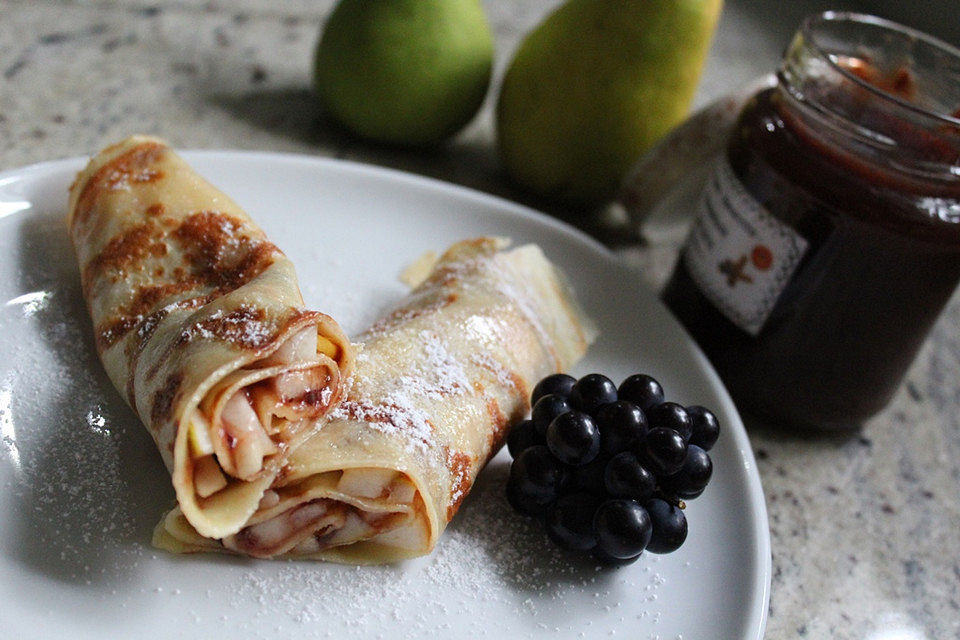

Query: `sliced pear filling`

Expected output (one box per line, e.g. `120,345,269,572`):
189,414,228,498
263,325,319,365
254,326,339,421
223,499,348,558
218,471,420,557
190,325,339,496
215,390,279,480
388,478,417,504
317,335,338,359
337,468,399,499
188,413,216,457
194,455,228,498
258,489,281,510
368,515,432,553
311,511,377,549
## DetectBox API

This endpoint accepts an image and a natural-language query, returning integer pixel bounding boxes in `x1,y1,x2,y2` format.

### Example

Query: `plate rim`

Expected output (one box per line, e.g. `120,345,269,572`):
0,149,770,640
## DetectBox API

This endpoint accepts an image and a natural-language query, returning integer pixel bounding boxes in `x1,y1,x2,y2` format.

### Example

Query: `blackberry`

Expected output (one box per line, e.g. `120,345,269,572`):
660,445,712,500
506,445,568,516
640,427,687,476
646,498,688,554
604,452,656,502
505,370,720,565
545,492,601,552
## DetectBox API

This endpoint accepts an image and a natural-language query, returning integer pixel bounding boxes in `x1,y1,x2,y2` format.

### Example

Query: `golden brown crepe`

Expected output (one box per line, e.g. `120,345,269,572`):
155,237,594,563
67,136,353,539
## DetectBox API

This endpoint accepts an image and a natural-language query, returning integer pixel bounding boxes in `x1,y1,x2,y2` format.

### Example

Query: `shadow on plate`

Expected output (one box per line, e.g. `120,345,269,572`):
5,210,171,587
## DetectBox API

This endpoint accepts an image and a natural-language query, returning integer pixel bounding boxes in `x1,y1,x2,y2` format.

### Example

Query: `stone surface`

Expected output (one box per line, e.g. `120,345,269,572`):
2,1,959,638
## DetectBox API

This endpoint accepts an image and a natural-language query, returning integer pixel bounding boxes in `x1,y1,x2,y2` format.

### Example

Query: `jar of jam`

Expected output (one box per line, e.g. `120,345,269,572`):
661,12,960,429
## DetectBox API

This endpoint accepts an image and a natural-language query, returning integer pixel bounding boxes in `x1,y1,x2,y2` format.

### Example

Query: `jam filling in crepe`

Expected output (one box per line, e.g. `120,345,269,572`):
67,136,353,539
155,237,594,563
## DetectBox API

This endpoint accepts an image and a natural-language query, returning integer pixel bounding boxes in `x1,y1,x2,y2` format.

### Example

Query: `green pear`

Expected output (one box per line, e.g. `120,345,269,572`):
496,0,723,207
314,0,494,146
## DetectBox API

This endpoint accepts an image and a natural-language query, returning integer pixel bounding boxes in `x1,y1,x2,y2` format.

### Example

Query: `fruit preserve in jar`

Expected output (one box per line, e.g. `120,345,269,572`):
661,12,960,428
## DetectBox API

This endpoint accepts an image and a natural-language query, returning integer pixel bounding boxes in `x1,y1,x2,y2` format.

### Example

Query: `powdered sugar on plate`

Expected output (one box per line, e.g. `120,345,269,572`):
0,211,167,592
220,460,670,640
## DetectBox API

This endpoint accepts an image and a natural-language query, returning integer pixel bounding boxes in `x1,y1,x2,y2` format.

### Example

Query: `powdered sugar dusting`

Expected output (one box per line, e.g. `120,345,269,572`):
4,290,52,316
331,392,435,454
178,304,273,348
1,212,169,599
1,265,165,594
0,384,19,467
416,251,558,368
471,352,517,390
218,462,669,639
329,331,473,454
136,297,199,340
363,293,455,340
319,384,332,407
398,330,472,401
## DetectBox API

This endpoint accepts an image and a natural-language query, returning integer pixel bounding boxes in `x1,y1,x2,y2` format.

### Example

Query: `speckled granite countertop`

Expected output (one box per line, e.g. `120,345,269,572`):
2,1,958,638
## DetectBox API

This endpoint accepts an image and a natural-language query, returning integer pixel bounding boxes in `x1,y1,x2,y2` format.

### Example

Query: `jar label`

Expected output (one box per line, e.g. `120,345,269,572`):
683,157,808,336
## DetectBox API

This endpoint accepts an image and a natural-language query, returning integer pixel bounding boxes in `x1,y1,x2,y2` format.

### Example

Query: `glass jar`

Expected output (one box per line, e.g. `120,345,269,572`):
661,12,960,429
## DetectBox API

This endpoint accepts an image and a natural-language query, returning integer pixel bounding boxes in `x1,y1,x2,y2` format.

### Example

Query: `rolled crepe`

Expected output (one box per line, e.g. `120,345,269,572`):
155,237,595,563
67,136,353,539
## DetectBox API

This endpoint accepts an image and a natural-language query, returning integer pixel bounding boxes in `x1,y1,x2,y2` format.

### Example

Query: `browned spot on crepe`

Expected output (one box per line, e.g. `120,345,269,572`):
179,307,318,351
124,294,212,403
470,357,530,421
446,449,473,520
174,211,278,292
137,307,313,414
72,140,167,230
81,221,168,293
178,306,269,349
95,281,195,351
484,396,509,458
152,371,184,426
92,211,280,352
508,372,529,411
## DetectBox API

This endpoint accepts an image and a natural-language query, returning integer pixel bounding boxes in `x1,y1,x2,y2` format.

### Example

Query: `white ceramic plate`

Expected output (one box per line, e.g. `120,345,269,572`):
0,152,769,640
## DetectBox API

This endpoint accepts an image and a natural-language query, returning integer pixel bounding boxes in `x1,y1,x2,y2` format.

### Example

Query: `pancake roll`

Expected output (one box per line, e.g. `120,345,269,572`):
67,136,354,538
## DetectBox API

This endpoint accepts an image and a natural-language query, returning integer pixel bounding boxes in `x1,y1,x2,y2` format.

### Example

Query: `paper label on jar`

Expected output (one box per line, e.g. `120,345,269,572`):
683,157,808,336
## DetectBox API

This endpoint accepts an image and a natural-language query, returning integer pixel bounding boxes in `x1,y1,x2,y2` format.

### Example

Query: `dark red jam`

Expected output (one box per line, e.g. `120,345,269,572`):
662,13,960,428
